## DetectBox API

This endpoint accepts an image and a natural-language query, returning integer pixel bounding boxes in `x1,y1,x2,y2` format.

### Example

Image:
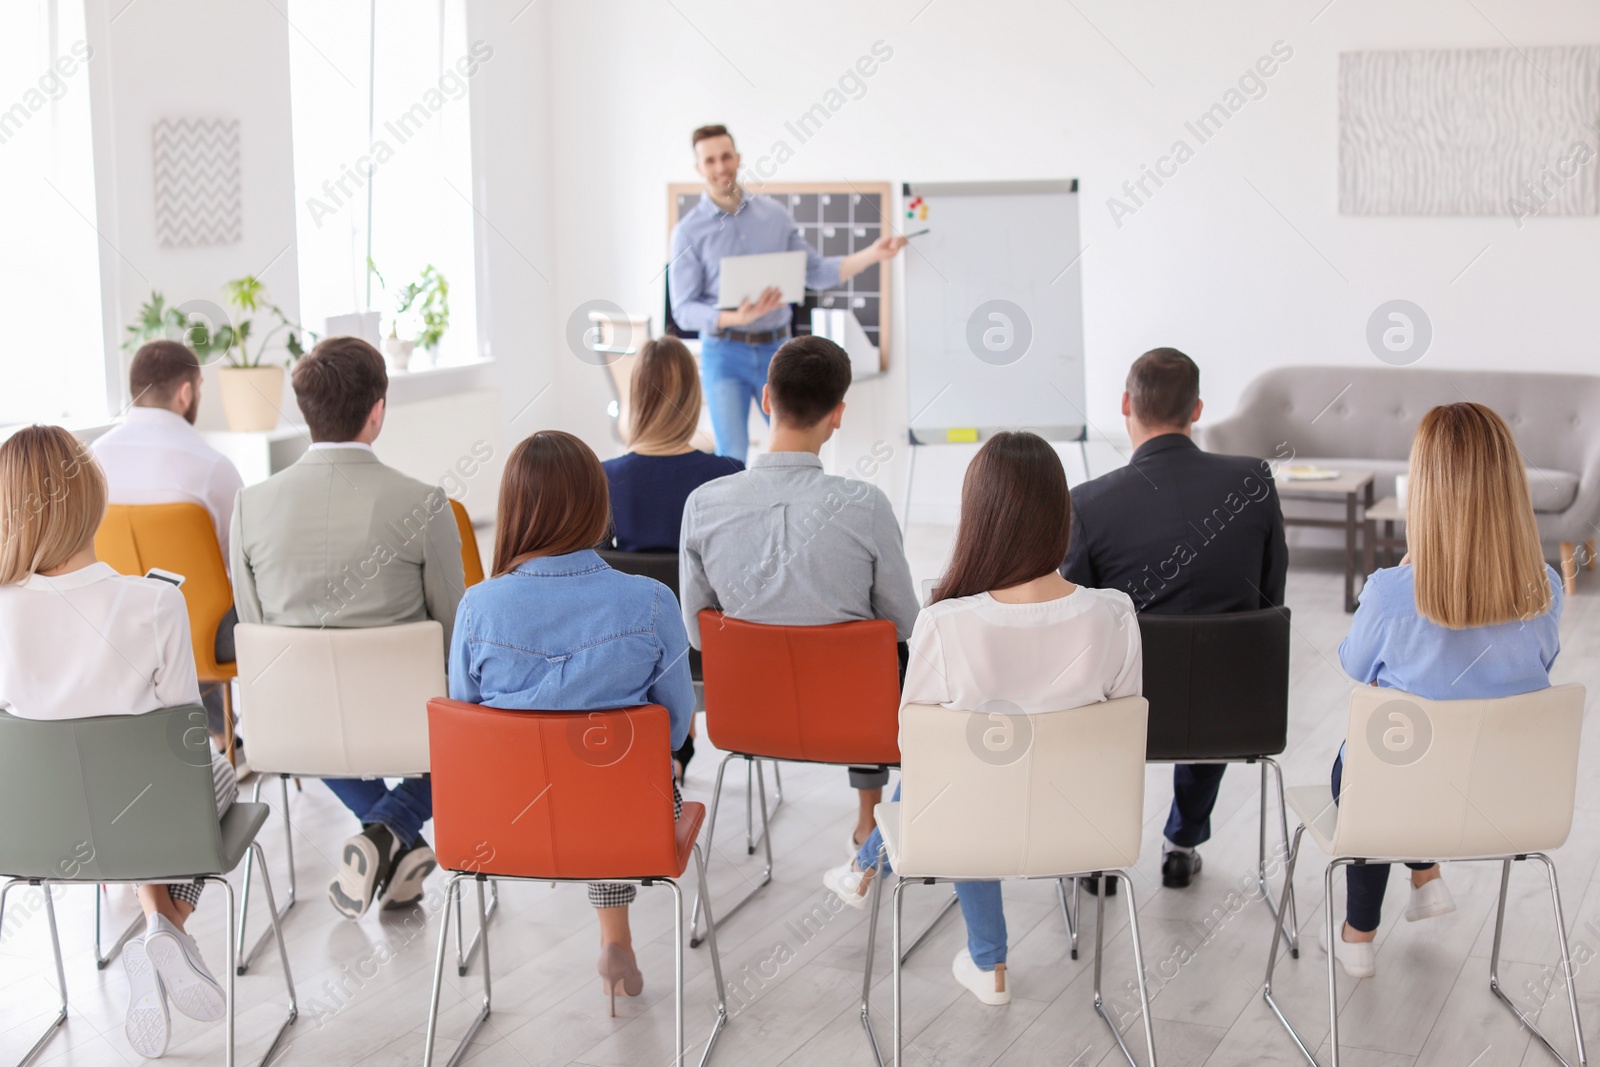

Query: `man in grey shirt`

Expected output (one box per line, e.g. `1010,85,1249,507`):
680,335,919,853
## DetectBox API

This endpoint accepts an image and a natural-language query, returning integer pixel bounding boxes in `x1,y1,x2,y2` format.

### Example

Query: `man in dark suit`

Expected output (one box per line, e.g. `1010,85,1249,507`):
1062,348,1287,889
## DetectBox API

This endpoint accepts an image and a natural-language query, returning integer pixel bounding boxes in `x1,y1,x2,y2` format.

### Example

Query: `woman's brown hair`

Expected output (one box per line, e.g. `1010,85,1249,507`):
491,431,610,576
627,337,702,451
1407,402,1551,627
0,425,107,585
932,431,1071,603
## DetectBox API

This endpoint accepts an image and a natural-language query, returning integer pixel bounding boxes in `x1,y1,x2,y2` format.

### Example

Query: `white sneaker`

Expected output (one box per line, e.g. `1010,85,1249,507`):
123,937,170,1058
144,914,226,1022
1320,921,1376,979
1405,875,1455,922
822,862,874,910
952,949,1010,1005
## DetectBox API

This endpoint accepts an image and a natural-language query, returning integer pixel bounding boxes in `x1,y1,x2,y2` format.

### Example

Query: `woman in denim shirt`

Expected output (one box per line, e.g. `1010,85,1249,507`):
448,430,695,1013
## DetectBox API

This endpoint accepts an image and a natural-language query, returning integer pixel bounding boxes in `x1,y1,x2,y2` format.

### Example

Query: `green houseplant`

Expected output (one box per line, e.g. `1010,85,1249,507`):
369,260,450,371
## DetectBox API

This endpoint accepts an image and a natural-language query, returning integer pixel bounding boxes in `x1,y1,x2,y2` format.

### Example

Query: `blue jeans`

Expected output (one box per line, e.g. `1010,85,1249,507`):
856,784,1008,969
324,777,433,848
1332,747,1430,932
1162,763,1227,847
699,336,782,463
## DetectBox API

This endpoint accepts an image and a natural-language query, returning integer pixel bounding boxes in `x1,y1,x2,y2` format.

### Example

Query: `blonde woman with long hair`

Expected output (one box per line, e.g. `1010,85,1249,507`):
1328,403,1562,979
0,426,236,1058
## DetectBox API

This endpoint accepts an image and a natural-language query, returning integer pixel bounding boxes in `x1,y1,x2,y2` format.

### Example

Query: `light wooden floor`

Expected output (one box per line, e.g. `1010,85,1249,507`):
3,527,1597,1067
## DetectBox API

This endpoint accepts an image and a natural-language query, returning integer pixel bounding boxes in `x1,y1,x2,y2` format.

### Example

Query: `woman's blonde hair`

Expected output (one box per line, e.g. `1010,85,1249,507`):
627,337,702,450
1407,402,1550,628
0,426,106,586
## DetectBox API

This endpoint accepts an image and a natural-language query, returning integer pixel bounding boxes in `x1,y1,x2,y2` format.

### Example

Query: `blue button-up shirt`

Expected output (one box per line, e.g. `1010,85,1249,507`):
668,190,844,336
447,550,695,748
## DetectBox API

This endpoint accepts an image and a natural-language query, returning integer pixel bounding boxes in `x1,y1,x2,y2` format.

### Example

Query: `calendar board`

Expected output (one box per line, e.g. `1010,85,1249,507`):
666,183,893,371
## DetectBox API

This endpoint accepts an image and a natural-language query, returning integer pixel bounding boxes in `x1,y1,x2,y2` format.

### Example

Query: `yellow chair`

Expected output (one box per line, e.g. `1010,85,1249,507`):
450,499,485,587
94,503,239,760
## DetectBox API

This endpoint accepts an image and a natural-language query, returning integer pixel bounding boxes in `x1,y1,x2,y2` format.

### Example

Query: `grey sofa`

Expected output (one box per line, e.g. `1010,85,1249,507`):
1200,366,1600,593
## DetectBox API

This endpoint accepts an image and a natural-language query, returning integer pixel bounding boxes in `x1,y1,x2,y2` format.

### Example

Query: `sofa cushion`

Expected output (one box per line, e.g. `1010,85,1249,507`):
1284,459,1578,513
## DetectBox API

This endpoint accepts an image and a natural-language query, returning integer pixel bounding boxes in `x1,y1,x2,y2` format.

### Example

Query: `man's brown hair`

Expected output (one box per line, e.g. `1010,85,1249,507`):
1126,347,1200,428
129,340,201,407
692,124,733,150
292,336,388,442
492,431,610,575
767,335,851,428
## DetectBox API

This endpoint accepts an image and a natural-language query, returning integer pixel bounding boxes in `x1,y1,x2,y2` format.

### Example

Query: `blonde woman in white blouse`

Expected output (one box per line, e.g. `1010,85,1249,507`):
824,431,1142,1006
0,426,235,1060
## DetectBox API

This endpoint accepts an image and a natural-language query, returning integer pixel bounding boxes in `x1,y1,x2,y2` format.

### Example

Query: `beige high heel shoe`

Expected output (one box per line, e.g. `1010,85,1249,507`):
597,943,644,1017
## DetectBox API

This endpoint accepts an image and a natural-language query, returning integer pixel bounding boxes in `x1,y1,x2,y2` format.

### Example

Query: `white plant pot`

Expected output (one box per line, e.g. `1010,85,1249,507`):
383,337,415,372
216,366,286,432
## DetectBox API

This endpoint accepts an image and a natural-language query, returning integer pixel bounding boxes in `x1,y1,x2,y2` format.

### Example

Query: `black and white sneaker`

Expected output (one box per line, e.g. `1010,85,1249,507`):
329,824,396,920
123,937,170,1058
380,840,438,909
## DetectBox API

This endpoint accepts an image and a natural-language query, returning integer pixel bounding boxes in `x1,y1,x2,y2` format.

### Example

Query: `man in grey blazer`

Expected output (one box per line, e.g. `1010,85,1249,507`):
232,336,464,920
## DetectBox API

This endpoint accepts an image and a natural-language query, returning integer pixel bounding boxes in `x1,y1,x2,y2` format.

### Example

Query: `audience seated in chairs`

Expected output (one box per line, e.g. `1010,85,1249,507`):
824,431,1142,1006
91,340,247,761
1327,401,1564,979
680,335,919,856
1061,347,1288,893
448,429,696,1012
230,336,464,922
0,425,234,1059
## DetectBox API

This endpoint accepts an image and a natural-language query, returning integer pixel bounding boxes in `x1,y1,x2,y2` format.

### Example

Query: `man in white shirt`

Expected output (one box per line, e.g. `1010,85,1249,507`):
92,340,246,752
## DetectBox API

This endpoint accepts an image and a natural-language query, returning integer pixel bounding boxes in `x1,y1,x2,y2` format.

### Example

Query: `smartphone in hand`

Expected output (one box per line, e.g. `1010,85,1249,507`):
144,567,186,588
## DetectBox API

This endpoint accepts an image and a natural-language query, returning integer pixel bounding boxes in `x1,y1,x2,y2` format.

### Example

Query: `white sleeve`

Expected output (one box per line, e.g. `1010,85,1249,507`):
900,611,948,706
153,586,202,707
1107,600,1143,700
207,457,245,566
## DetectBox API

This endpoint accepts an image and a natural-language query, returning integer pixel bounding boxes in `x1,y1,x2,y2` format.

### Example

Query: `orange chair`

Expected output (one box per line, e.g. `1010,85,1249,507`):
422,699,730,1067
94,503,239,759
689,611,901,948
449,499,485,587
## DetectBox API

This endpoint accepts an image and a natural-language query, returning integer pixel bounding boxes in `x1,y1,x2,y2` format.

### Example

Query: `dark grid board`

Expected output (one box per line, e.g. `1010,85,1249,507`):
666,182,893,371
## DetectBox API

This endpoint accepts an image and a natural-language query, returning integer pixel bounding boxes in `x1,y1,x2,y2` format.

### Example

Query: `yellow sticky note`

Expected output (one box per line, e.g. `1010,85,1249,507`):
946,428,979,443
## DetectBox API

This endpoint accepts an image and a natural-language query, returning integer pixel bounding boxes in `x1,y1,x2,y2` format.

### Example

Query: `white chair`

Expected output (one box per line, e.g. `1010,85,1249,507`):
1263,683,1588,1067
861,697,1157,1067
232,622,473,973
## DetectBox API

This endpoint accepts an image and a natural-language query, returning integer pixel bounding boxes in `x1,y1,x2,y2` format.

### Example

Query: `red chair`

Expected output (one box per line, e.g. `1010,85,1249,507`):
690,611,902,949
422,699,729,1067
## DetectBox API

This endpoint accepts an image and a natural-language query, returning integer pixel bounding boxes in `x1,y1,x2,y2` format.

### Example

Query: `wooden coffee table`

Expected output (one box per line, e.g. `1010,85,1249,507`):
1277,470,1375,612
1366,496,1406,569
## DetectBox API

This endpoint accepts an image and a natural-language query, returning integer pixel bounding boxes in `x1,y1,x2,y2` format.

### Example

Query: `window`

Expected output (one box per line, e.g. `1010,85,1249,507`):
287,0,481,368
0,1,106,423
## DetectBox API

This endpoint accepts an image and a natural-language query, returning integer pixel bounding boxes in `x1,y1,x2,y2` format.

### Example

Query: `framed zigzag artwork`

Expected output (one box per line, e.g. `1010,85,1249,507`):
152,117,242,247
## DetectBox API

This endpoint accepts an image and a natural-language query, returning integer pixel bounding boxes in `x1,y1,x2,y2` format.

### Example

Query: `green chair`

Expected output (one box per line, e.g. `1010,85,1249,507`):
0,704,297,1067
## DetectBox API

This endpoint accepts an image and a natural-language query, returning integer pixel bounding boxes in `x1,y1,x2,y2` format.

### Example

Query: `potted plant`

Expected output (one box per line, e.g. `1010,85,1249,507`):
125,278,313,432
370,260,450,372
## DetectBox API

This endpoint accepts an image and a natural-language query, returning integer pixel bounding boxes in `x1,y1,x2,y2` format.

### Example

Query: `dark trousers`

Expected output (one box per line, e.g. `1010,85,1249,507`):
845,639,910,792
201,606,239,736
1333,749,1430,932
1162,763,1227,847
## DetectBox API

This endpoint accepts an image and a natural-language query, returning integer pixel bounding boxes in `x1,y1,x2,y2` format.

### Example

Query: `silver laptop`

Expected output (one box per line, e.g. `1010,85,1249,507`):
717,250,806,309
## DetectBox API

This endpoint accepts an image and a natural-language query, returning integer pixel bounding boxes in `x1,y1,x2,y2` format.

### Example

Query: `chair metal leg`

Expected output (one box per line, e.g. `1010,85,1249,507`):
242,844,299,1067
1092,875,1158,1067
890,878,910,1067
4,879,68,1067
860,846,888,1067
690,844,729,1067
1489,854,1589,1067
454,877,500,976
691,753,773,948
94,883,142,970
1258,758,1300,958
1262,824,1319,1066
424,875,492,1067
218,876,237,1067
1057,877,1080,960
745,757,756,854
746,759,783,853
898,889,959,966
237,775,297,975
1325,860,1345,1067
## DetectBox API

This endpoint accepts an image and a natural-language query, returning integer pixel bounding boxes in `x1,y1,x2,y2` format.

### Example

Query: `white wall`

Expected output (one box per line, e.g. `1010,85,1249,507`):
468,0,1600,519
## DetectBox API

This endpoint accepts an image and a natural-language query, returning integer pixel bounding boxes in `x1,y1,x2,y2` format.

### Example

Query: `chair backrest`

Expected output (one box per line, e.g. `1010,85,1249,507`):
1334,683,1585,860
1138,608,1290,760
450,499,485,587
598,549,701,681
697,610,901,764
0,705,226,881
427,699,682,879
94,503,233,679
235,621,445,777
893,697,1150,879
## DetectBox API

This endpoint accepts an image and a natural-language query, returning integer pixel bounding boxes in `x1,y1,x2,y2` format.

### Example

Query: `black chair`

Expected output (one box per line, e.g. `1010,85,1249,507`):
1058,607,1299,959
